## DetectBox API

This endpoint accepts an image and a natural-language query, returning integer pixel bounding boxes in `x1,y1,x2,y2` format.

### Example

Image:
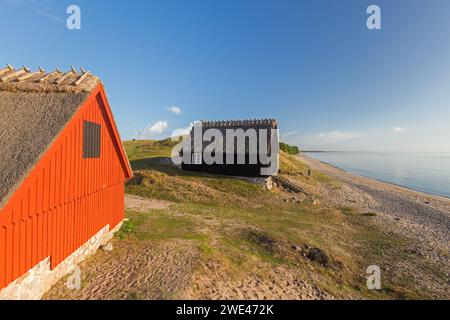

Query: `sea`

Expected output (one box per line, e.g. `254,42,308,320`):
304,151,450,199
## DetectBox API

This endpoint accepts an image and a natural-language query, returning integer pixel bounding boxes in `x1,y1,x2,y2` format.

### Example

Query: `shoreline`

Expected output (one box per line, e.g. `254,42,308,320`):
297,152,449,298
303,155,450,201
297,152,449,265
299,153,450,201
298,153,450,215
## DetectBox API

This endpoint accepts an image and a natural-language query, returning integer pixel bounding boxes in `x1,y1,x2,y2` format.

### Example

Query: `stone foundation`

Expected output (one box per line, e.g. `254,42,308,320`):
238,176,274,190
0,221,123,300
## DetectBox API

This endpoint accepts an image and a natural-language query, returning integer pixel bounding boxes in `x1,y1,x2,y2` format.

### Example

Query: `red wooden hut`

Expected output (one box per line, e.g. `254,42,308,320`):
0,65,132,295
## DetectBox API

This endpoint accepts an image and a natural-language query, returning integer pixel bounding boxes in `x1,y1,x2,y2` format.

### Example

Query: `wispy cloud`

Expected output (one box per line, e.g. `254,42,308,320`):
133,121,169,139
392,126,408,133
2,0,22,6
171,122,193,138
283,126,414,151
167,106,182,115
2,0,64,24
281,131,297,138
306,130,363,144
37,9,63,24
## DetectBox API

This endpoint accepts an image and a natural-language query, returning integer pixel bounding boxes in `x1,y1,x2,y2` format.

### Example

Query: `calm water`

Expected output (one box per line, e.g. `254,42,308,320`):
305,152,450,199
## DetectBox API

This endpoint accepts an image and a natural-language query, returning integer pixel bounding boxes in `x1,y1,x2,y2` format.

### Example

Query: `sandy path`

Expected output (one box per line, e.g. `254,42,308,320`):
44,240,199,300
46,191,333,300
125,194,171,212
185,261,334,300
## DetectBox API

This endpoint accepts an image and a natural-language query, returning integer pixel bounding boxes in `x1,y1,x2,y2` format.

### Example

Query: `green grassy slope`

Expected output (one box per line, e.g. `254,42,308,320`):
124,138,179,161
120,139,428,299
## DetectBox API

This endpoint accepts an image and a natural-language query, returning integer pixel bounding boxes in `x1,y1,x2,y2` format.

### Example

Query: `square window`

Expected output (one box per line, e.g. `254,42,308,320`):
83,121,101,158
192,153,202,165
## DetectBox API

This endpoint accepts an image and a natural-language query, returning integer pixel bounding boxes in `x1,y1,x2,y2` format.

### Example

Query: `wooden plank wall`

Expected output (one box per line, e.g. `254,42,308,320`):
0,86,127,290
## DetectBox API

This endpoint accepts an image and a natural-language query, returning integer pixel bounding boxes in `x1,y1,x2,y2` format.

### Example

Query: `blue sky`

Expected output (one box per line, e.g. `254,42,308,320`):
1,0,450,151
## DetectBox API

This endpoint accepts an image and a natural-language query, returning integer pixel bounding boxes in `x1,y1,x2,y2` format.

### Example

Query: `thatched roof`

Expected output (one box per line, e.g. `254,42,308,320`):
0,65,99,94
187,118,278,154
201,119,277,130
0,65,99,208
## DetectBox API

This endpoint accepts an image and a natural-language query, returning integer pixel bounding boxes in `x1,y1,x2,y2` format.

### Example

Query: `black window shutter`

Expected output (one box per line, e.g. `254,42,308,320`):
83,121,101,158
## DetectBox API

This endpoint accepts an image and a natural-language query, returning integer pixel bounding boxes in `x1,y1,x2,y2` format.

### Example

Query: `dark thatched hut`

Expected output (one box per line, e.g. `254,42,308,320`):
181,119,279,177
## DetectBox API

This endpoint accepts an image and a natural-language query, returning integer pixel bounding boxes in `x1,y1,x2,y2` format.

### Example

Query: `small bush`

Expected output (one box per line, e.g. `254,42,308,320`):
362,212,377,217
280,142,300,155
116,219,137,239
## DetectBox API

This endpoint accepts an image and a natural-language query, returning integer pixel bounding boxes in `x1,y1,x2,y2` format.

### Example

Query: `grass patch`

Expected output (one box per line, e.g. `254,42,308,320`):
124,138,178,162
116,212,146,239
118,139,436,299
362,212,377,217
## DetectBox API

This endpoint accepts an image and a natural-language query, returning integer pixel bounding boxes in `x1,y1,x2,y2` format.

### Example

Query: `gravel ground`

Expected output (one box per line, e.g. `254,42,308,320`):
299,154,450,298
